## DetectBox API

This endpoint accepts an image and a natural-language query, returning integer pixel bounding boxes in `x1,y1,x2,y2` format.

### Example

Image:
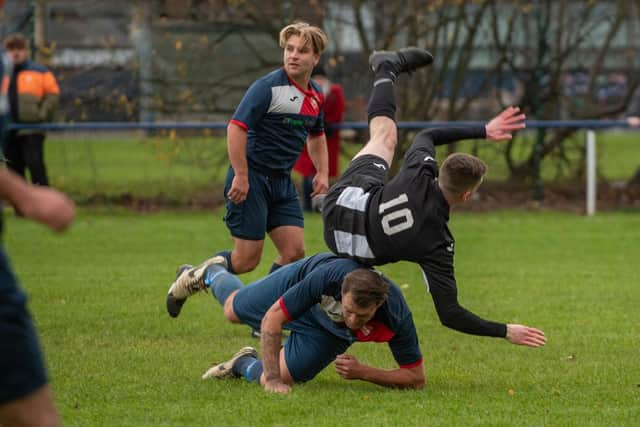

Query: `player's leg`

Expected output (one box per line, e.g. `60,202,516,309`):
278,327,350,383
202,328,350,387
266,175,305,273
353,47,434,168
227,238,265,274
268,226,304,271
0,252,59,427
165,255,229,317
217,168,270,274
22,133,49,186
3,132,26,180
0,385,59,427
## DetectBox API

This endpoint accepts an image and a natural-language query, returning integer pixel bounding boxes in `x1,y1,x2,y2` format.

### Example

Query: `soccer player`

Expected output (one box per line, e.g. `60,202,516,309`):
322,48,546,347
0,168,75,427
217,22,330,276
294,64,345,211
165,254,424,393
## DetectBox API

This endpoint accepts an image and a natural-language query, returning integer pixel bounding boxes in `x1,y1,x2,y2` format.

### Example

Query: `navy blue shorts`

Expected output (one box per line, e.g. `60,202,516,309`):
0,248,48,404
223,167,304,241
231,266,351,383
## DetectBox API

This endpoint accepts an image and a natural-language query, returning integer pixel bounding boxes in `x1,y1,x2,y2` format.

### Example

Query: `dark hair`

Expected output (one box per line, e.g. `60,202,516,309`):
439,153,487,195
341,269,389,308
4,33,28,50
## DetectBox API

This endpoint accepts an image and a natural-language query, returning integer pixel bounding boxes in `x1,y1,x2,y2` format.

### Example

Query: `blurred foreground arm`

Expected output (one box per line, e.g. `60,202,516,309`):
0,168,75,232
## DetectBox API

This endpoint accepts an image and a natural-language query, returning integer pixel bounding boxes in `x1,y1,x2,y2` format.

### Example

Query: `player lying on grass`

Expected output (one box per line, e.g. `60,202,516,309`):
166,253,425,393
321,47,546,348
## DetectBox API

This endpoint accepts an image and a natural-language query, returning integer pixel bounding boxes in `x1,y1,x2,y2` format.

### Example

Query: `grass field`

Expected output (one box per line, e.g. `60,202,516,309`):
44,130,640,201
4,208,639,426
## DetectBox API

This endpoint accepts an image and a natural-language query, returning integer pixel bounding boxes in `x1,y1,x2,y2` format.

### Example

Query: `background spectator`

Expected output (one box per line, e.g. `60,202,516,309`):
3,33,60,187
294,65,345,211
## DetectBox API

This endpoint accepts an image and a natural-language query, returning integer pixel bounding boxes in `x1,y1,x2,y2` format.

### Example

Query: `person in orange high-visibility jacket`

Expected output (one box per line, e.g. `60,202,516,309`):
3,33,59,187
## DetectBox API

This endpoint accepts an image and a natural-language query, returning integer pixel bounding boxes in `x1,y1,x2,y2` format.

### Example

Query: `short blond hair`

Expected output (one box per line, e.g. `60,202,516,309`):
279,22,327,55
439,153,487,195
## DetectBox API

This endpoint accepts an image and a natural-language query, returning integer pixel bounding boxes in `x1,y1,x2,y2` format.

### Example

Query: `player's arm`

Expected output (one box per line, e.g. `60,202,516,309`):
226,79,270,204
226,122,249,204
259,263,340,393
306,133,329,196
404,106,526,166
0,168,75,232
335,354,424,389
260,299,291,393
423,263,546,347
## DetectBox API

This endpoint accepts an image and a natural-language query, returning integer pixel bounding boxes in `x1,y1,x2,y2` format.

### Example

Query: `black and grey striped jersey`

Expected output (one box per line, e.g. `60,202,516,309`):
363,127,507,338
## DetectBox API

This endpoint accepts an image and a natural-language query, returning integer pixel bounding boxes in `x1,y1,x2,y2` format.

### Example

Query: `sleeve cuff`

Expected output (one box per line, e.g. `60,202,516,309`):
400,358,423,369
278,297,293,321
229,119,249,131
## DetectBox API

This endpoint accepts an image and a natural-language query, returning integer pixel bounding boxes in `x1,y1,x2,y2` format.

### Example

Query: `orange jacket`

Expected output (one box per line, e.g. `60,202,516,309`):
11,60,59,124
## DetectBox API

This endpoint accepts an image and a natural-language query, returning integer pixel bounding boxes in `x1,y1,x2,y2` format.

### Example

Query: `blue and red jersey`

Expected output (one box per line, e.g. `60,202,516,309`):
275,254,423,369
230,68,325,175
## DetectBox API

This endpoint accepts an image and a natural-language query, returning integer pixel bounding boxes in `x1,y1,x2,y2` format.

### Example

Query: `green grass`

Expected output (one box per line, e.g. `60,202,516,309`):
45,133,229,202
44,130,640,203
4,209,639,426
428,130,639,182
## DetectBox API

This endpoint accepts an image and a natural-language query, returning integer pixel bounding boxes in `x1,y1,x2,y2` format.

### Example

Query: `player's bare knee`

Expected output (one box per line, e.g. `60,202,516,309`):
280,247,304,264
223,293,241,323
232,254,261,274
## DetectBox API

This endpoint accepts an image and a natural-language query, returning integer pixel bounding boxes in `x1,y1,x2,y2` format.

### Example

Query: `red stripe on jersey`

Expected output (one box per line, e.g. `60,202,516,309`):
229,119,248,131
278,297,293,321
400,358,423,369
309,130,325,137
355,320,395,342
300,93,321,116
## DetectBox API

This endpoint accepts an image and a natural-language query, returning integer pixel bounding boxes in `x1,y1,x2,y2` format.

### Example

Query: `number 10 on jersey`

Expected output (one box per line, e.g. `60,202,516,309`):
378,193,414,236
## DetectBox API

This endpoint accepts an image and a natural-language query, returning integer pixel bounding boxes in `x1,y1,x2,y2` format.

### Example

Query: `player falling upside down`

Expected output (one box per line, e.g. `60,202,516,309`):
321,47,546,347
166,254,424,394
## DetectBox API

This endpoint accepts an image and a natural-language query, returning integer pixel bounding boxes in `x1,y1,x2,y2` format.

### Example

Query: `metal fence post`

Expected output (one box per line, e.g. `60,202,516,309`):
586,129,596,216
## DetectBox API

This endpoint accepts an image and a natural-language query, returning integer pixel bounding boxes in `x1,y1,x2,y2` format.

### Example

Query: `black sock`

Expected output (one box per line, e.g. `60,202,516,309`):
367,74,397,122
269,263,282,274
374,62,399,84
215,250,236,274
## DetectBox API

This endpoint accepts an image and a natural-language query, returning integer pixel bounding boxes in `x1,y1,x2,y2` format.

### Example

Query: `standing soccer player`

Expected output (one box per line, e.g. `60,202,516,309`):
217,22,329,276
322,48,546,347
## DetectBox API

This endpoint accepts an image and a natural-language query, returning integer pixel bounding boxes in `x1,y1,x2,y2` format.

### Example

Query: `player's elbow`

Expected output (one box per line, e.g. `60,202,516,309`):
438,314,457,329
409,376,426,390
402,365,426,390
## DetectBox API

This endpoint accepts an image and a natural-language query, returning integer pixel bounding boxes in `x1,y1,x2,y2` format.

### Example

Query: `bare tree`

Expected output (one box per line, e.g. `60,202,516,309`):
487,0,640,183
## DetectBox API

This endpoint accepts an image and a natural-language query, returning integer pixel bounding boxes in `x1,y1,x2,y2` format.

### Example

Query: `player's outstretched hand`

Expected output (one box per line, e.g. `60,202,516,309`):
334,354,365,380
485,106,526,141
506,324,546,347
264,378,291,394
627,116,640,128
